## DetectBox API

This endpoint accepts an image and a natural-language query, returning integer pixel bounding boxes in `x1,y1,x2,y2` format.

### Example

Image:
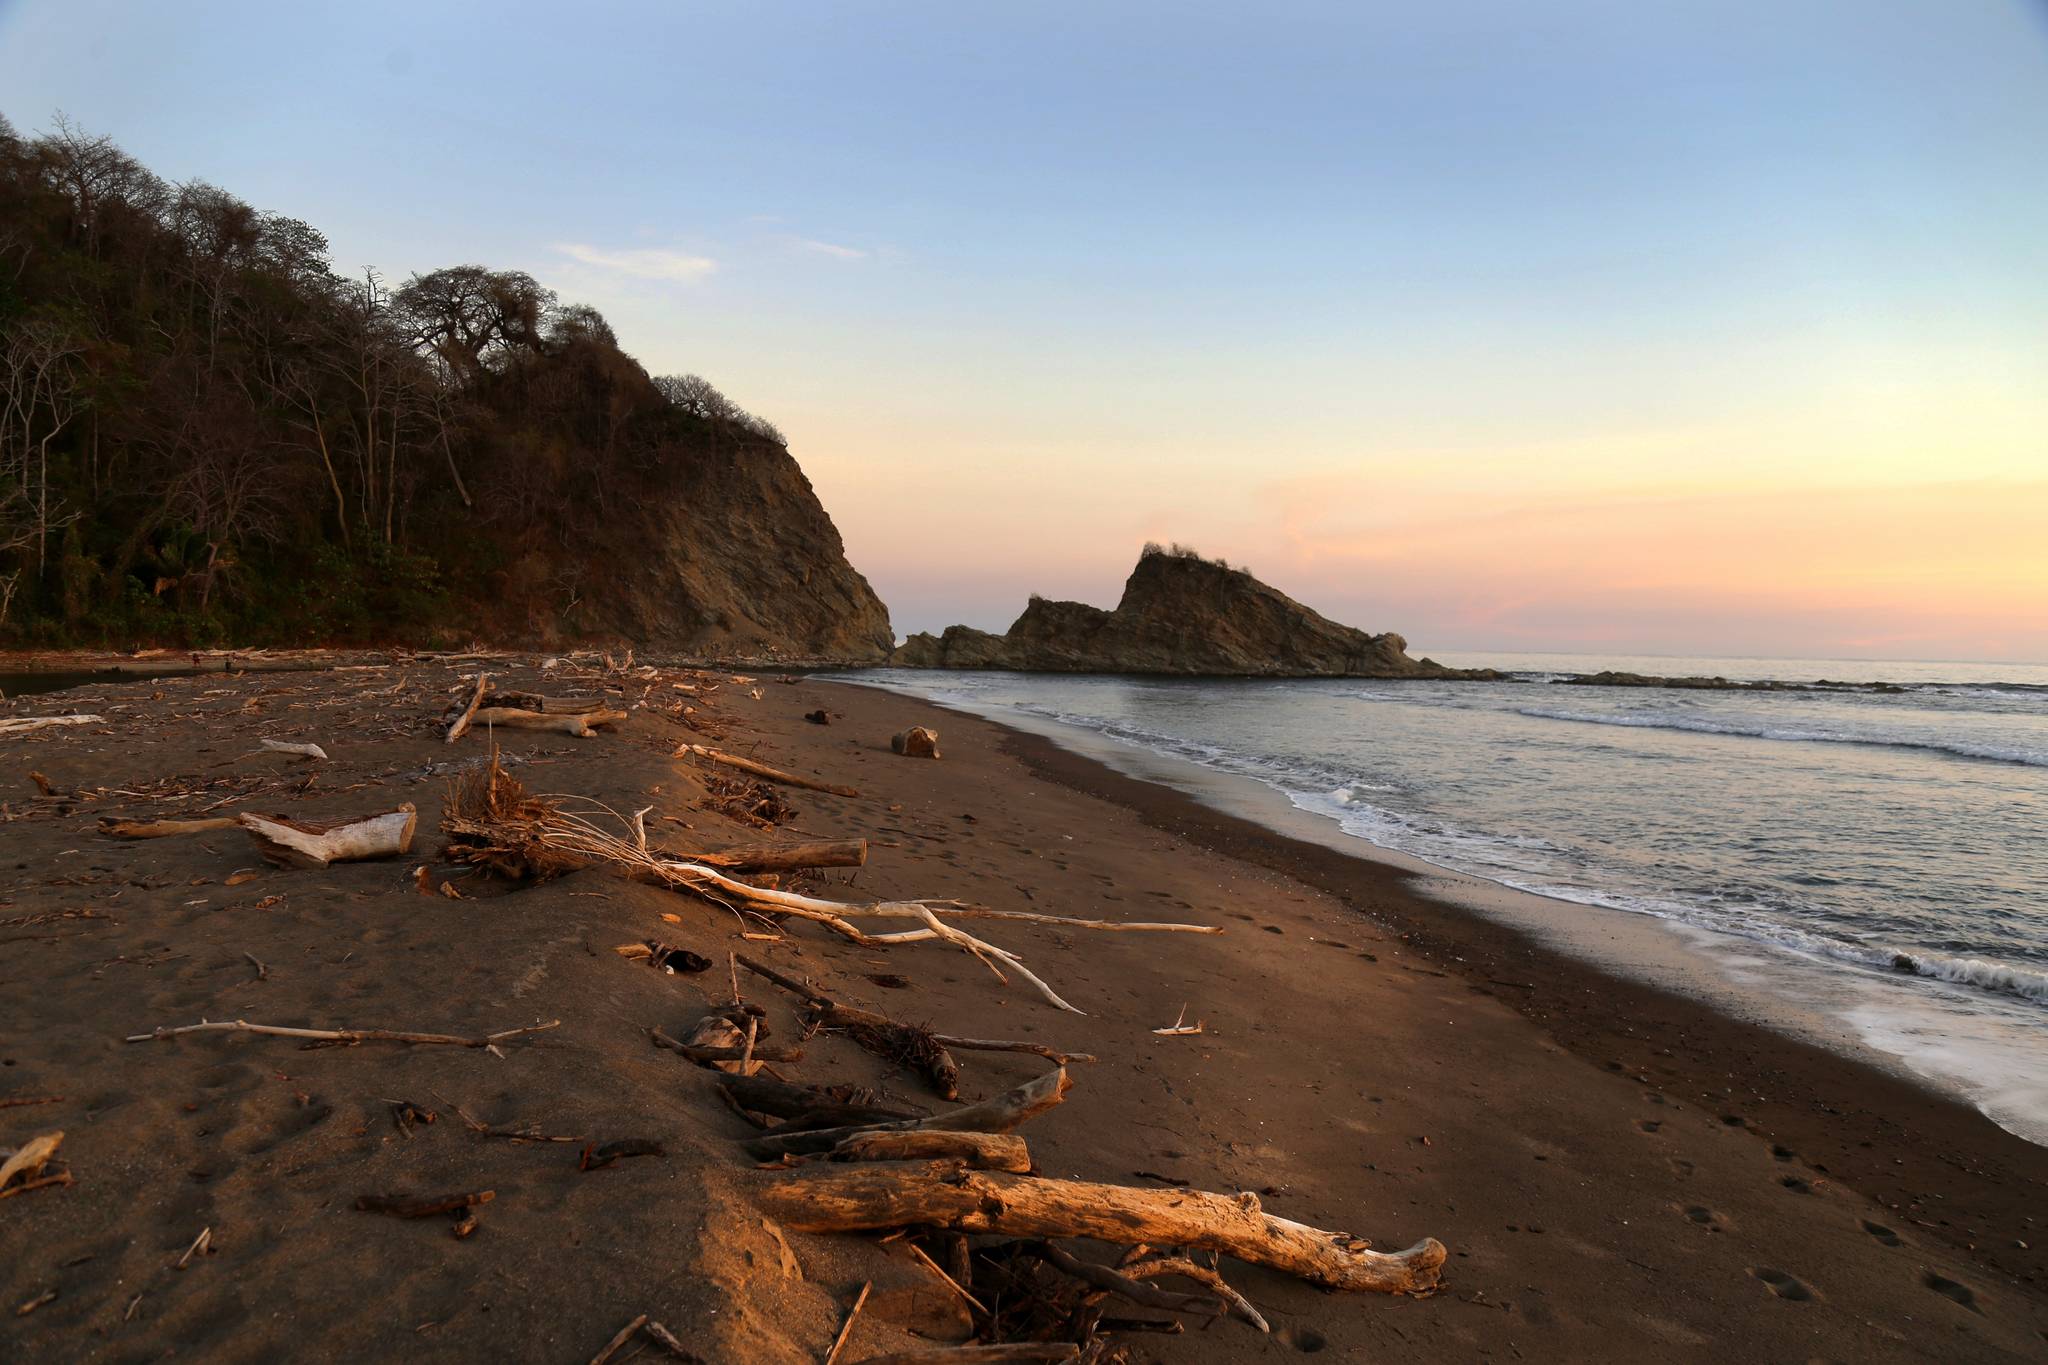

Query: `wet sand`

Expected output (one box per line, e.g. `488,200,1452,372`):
1,659,2044,1361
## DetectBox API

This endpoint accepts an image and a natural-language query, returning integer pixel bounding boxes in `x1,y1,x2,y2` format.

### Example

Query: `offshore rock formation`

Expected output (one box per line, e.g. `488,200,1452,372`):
892,546,1494,678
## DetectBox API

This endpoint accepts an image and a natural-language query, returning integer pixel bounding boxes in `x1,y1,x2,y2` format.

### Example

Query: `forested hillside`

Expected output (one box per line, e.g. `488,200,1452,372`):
0,114,892,657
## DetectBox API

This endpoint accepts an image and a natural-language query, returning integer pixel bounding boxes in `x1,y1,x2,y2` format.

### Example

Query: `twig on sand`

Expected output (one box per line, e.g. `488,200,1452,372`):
242,951,267,981
588,1312,647,1365
1121,1255,1269,1332
678,743,860,798
124,1018,559,1051
823,1280,871,1365
1151,1004,1204,1036
642,1320,696,1358
904,1240,989,1315
173,1227,211,1270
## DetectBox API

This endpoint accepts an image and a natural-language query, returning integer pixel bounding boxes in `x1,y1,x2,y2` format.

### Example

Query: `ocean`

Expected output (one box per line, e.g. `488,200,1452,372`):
844,652,2048,1144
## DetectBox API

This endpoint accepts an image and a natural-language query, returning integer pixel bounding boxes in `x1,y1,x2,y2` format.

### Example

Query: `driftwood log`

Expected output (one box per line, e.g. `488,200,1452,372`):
678,743,860,797
124,1018,559,1048
489,690,611,715
754,1162,1446,1295
239,805,417,868
100,816,241,839
827,1130,1032,1172
444,673,492,744
716,1074,925,1123
745,1066,1070,1160
472,706,626,737
0,715,103,737
257,738,327,761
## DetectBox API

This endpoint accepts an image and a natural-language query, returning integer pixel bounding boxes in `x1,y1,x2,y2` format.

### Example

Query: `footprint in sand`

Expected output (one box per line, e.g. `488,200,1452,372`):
1275,1325,1327,1353
1636,1119,1662,1134
1779,1176,1813,1194
1860,1219,1900,1246
1683,1205,1729,1232
1749,1267,1815,1302
1922,1271,1980,1313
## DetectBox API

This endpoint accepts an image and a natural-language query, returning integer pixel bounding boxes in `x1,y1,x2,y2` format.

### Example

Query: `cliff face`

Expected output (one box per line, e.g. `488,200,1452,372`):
589,437,894,661
891,548,1486,677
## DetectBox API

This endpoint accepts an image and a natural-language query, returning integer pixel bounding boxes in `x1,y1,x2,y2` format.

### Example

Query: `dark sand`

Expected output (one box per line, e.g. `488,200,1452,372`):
1,659,2043,1362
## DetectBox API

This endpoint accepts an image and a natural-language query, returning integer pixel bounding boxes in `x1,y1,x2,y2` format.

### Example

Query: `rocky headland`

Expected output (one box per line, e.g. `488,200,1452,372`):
891,544,1498,678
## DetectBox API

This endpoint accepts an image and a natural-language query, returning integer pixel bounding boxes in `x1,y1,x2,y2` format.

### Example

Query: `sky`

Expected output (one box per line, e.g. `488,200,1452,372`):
2,0,2044,662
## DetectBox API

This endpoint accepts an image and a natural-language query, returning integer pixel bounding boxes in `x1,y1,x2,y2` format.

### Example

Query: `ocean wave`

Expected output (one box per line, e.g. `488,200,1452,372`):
1514,706,2048,768
866,673,2048,1013
1468,876,2048,1005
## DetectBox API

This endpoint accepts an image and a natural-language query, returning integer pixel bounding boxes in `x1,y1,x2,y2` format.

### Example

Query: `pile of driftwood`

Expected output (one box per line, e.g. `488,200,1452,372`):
440,756,1216,1014
444,673,627,741
646,958,1445,1360
436,756,1444,1359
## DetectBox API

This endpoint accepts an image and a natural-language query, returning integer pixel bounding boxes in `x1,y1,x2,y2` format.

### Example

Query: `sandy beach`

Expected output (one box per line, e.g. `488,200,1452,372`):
2,658,2044,1362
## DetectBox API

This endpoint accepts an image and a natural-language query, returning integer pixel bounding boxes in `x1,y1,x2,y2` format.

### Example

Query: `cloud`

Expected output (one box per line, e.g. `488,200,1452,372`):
551,243,717,283
794,237,867,261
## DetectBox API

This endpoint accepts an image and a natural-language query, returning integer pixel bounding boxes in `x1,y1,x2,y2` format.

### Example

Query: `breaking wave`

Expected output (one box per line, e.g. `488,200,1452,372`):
1514,706,2048,768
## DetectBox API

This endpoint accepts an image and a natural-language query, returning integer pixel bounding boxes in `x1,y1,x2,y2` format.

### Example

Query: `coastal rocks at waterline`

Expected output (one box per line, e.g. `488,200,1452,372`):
891,545,1499,679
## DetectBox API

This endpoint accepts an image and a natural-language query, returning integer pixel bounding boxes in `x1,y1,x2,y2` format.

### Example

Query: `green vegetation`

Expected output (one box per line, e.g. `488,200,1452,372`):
0,113,784,648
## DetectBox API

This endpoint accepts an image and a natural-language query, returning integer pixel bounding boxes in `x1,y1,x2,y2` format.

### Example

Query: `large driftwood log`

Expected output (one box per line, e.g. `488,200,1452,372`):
472,706,626,737
100,815,241,839
239,805,417,868
677,743,860,797
745,1067,1070,1160
489,690,610,715
754,1163,1446,1295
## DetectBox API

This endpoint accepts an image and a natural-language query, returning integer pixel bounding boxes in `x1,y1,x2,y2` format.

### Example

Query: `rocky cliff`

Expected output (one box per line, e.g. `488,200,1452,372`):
891,546,1489,677
563,433,895,661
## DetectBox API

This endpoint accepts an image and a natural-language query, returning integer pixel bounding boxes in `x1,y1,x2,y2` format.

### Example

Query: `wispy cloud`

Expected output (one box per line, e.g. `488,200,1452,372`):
794,237,867,261
552,243,717,283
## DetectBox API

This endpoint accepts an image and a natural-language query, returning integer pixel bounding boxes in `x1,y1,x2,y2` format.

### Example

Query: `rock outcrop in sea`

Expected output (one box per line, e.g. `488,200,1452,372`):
891,545,1494,678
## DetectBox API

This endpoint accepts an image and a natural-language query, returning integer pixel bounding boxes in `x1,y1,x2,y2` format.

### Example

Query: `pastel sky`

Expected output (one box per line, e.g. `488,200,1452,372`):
3,1,2044,661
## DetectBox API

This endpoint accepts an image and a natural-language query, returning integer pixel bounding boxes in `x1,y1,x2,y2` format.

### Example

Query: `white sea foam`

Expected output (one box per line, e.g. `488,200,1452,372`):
1514,706,2048,768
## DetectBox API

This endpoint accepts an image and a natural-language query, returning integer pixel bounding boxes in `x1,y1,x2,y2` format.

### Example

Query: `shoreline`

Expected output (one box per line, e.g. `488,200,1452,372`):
817,678,2048,1293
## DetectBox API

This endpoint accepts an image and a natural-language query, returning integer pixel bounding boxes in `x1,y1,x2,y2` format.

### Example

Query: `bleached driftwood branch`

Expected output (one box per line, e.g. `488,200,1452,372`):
474,706,625,737
0,715,103,737
677,743,860,797
124,1018,560,1048
240,805,417,868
